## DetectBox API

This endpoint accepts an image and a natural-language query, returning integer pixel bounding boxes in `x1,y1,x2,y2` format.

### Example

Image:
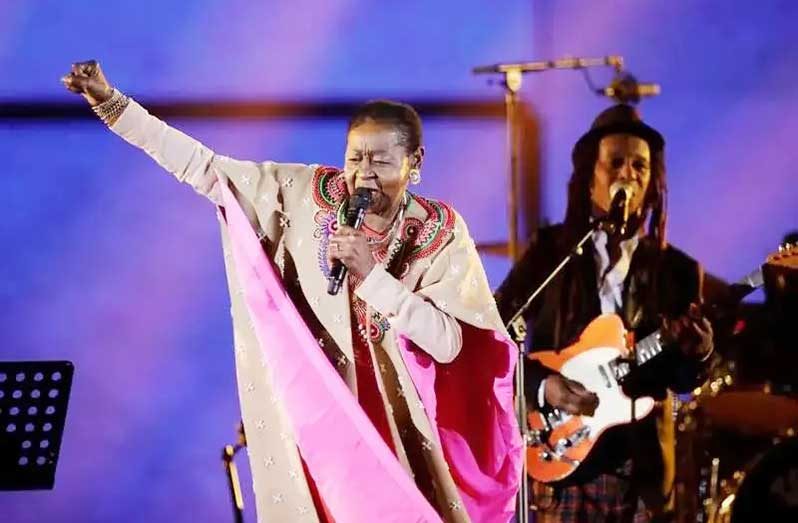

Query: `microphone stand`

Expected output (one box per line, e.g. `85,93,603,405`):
472,55,623,263
503,219,615,522
473,55,624,523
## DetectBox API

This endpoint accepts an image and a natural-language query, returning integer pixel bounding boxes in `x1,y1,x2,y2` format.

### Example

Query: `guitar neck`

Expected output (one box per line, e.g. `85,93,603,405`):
613,265,765,380
635,331,665,365
610,331,665,381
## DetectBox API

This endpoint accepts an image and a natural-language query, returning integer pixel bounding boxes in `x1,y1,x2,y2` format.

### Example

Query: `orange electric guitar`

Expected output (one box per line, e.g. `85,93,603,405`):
525,244,798,483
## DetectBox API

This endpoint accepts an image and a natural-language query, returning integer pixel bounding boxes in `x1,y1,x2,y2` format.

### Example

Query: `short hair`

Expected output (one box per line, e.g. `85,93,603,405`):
347,100,423,153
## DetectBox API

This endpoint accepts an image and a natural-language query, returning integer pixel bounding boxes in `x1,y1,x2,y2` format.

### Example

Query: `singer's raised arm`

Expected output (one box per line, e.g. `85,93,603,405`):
61,59,522,521
110,99,309,207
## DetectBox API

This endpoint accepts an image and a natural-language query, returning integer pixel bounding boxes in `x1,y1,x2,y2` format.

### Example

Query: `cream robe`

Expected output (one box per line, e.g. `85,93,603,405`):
110,100,514,522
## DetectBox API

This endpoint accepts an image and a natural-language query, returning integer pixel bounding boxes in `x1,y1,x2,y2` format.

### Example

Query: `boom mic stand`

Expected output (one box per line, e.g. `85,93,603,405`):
501,218,617,522
473,55,624,523
472,55,623,262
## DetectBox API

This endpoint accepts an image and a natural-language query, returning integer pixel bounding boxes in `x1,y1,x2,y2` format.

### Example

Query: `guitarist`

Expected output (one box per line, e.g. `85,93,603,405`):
495,104,714,522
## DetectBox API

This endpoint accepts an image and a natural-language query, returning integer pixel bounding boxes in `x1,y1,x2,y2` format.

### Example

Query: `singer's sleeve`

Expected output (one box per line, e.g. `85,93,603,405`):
355,265,463,363
110,99,280,206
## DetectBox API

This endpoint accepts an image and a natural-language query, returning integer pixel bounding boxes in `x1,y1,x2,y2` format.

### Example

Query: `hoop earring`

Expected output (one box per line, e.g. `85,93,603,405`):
409,169,422,185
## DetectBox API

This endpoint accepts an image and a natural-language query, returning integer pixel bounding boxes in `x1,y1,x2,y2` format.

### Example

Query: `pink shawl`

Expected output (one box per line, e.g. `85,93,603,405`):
221,182,521,522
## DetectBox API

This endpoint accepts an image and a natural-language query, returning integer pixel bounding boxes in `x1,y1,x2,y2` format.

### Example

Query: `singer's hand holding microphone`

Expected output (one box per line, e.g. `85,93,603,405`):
327,188,375,294
328,226,375,282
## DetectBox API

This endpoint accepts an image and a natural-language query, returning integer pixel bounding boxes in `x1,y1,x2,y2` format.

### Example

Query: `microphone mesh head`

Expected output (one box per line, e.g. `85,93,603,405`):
350,187,373,211
609,180,635,200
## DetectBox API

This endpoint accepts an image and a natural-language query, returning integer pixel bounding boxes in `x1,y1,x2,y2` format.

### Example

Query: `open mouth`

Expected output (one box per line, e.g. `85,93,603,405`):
352,178,386,212
361,190,388,213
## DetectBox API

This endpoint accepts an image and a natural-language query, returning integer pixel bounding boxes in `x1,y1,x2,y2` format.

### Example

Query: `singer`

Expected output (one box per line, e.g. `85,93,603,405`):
494,104,714,522
62,61,521,522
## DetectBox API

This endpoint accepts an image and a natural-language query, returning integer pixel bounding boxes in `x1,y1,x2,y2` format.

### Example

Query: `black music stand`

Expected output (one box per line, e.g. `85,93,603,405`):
0,361,73,490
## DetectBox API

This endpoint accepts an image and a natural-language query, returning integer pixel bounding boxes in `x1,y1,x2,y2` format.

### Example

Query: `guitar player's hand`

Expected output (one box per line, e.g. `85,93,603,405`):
662,303,714,361
544,374,599,416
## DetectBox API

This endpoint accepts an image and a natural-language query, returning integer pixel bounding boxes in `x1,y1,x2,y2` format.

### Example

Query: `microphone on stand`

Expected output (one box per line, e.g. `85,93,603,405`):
606,181,635,237
472,55,623,74
327,187,373,295
598,73,660,105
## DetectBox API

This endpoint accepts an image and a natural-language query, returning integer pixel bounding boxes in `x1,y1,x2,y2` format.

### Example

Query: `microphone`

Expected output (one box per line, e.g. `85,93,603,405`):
607,181,635,236
327,188,373,295
598,73,660,105
472,55,623,74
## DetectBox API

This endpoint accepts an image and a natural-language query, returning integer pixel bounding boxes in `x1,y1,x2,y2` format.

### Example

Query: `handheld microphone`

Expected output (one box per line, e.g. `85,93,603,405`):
607,181,634,236
327,188,373,295
598,73,660,105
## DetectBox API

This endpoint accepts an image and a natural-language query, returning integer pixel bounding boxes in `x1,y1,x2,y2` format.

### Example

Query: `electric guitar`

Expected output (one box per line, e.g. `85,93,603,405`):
525,244,798,483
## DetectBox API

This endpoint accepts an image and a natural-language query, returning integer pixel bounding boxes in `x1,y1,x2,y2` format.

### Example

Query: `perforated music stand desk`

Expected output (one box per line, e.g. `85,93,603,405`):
0,361,73,490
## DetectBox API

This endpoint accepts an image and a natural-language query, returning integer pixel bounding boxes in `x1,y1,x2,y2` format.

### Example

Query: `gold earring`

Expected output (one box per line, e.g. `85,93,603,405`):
409,169,421,185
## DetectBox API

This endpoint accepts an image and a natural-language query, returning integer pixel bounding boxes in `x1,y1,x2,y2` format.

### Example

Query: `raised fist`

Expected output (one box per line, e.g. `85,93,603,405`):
61,60,113,106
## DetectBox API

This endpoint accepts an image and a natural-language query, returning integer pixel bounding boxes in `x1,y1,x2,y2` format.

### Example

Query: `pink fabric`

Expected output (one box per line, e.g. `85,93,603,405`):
220,182,442,523
397,325,523,522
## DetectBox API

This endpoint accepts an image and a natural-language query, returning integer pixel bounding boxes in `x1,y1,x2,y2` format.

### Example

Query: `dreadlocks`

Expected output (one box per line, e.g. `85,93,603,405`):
564,135,668,249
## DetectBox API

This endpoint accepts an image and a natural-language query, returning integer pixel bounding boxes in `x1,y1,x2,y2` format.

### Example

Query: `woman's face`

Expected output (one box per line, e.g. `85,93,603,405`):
343,119,422,217
591,133,652,216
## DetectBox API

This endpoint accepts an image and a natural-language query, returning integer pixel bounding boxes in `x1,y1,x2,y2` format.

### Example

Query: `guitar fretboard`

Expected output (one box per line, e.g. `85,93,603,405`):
609,331,665,381
635,331,665,365
609,266,764,382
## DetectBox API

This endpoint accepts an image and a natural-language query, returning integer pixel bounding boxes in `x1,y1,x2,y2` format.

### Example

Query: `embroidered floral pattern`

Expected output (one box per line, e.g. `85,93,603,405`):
308,166,457,343
311,166,347,212
315,211,338,278
349,286,392,344
396,194,457,277
311,166,347,277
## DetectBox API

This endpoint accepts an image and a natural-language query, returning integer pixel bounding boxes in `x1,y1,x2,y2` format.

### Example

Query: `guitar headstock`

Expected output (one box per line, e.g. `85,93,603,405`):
767,243,798,270
732,243,797,294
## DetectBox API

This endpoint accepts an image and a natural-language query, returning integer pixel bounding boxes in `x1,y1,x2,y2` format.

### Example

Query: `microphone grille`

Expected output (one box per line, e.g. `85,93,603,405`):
609,181,635,200
350,187,373,210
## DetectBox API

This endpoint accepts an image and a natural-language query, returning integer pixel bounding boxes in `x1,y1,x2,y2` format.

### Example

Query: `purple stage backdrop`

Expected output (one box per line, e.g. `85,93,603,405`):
1,1,796,522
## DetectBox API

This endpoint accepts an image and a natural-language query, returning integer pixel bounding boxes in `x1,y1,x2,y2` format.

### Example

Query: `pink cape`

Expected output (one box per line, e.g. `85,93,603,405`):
398,329,522,521
220,182,521,522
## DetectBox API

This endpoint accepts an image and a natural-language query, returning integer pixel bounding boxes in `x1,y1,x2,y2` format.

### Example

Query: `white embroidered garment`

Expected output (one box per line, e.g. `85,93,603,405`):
107,99,521,522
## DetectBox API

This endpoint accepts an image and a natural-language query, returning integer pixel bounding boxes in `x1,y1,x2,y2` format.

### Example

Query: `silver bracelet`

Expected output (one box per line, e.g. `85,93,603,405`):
92,88,130,126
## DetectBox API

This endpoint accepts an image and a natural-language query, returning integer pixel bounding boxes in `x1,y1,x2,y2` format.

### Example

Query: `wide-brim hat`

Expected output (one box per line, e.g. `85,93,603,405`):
573,104,664,154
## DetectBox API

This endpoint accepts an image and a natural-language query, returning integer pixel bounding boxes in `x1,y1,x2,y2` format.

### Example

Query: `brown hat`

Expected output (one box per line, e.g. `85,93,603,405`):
573,104,664,154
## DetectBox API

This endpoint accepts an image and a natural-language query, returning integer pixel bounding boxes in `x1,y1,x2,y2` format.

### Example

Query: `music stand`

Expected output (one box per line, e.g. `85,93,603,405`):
0,361,73,490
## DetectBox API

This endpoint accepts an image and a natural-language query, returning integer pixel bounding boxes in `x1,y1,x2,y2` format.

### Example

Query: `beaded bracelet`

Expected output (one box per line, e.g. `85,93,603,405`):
92,88,130,126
